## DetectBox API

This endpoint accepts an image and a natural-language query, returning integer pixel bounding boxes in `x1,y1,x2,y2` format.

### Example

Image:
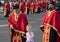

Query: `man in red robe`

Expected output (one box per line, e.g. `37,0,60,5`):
43,1,49,12
34,0,39,13
18,5,28,42
8,5,22,42
19,1,25,13
30,1,34,14
25,1,30,14
40,4,60,42
38,0,44,12
3,1,10,17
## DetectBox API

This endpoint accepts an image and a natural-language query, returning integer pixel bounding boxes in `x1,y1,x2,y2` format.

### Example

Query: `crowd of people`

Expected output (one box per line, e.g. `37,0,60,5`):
2,0,60,42
3,0,51,17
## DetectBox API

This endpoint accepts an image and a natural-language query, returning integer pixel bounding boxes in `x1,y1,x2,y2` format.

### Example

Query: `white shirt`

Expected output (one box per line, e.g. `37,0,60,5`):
26,31,34,41
9,2,12,7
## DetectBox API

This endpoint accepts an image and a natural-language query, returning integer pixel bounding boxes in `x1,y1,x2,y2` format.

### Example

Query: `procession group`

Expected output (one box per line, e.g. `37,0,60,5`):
3,0,50,17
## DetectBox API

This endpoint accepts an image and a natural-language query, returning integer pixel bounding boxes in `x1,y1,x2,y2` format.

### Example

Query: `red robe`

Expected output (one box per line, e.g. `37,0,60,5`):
38,1,44,11
8,13,19,30
4,3,10,10
25,2,30,14
4,2,10,16
40,10,60,42
19,2,25,12
30,2,34,13
25,2,30,8
18,13,28,34
38,1,43,8
30,2,34,7
8,13,22,42
35,2,39,8
34,2,39,12
43,1,48,7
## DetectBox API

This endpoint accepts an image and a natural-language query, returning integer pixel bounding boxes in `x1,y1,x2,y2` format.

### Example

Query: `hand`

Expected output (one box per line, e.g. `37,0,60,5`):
28,33,33,39
40,25,44,27
10,25,13,28
29,36,33,40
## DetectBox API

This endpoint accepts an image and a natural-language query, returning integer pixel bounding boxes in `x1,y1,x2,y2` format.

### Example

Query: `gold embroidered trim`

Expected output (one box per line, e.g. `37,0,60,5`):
42,24,50,42
40,23,60,37
13,34,22,42
10,27,25,34
22,33,26,38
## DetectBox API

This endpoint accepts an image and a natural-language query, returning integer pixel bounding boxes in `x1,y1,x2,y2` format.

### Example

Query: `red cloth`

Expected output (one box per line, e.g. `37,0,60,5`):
43,2,48,7
34,2,39,9
8,13,22,42
40,10,60,42
25,2,30,8
30,2,34,7
18,13,28,33
36,2,39,6
19,2,25,12
38,1,43,7
38,1,43,9
8,13,19,30
4,3,10,10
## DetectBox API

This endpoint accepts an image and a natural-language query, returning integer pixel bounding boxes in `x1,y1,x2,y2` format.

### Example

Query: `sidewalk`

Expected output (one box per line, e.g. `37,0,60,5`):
0,7,3,12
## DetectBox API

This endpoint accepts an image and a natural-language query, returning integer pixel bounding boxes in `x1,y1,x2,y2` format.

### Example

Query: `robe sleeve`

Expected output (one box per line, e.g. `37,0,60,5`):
18,14,28,33
8,14,13,28
21,14,28,29
40,12,48,32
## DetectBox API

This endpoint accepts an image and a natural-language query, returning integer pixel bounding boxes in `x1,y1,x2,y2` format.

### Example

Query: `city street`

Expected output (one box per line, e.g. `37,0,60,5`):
0,7,45,42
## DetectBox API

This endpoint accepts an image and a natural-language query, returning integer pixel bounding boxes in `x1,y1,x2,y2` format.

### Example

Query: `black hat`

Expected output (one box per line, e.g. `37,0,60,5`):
13,5,19,9
48,4,54,11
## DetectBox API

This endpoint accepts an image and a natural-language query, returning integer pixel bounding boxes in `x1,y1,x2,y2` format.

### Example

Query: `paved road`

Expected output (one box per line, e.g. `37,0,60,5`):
0,8,45,42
